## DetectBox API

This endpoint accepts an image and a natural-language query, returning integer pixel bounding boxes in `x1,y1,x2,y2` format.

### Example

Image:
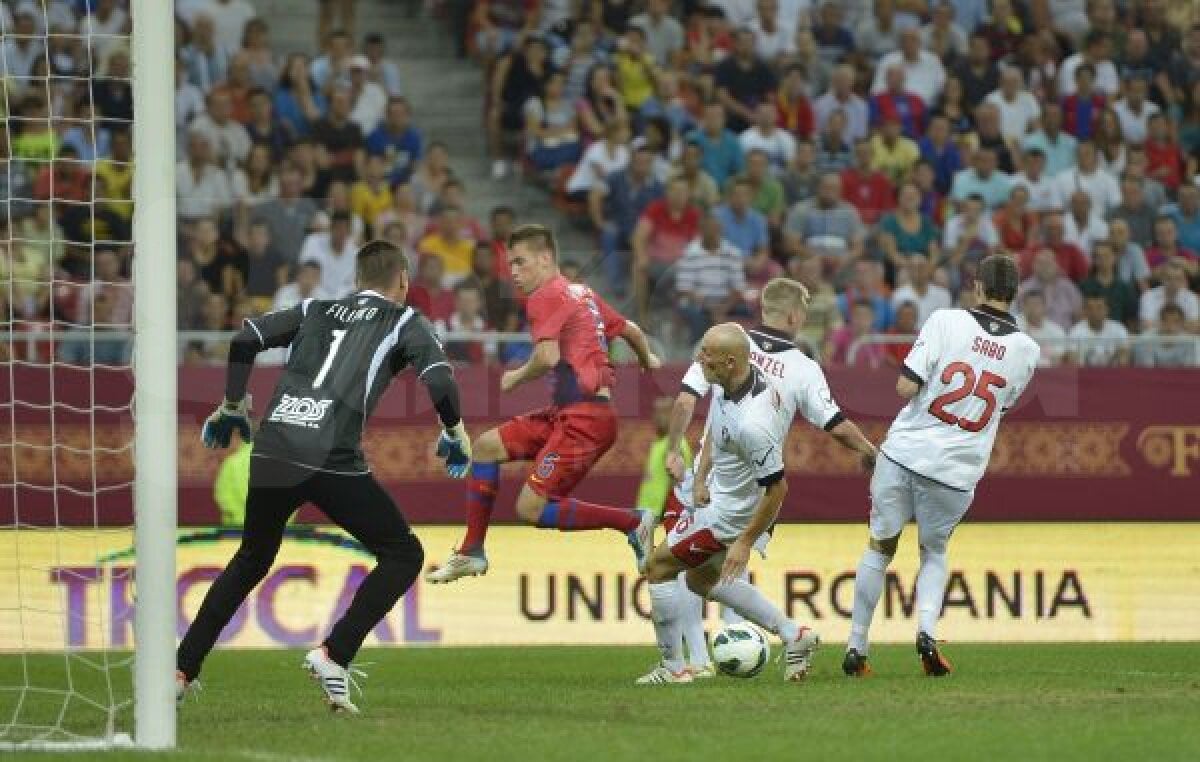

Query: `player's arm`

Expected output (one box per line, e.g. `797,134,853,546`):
721,429,786,584
665,391,697,481
203,304,306,448
896,374,921,399
619,319,661,370
693,428,714,507
500,338,560,392
398,316,472,478
828,418,877,470
896,311,942,400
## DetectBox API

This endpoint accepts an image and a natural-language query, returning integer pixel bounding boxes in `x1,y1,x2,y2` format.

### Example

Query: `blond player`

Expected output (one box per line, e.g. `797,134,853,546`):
844,255,1038,677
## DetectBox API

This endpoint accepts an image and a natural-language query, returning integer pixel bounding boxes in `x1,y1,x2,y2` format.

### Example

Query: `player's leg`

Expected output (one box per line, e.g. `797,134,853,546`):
636,541,696,684
306,472,424,711
176,458,308,684
512,405,652,559
911,478,973,677
845,456,914,676
676,570,713,675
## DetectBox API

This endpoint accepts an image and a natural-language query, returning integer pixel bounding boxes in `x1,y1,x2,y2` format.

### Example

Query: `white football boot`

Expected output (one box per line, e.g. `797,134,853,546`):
688,663,718,679
424,549,489,584
635,664,695,685
303,647,365,713
783,626,821,682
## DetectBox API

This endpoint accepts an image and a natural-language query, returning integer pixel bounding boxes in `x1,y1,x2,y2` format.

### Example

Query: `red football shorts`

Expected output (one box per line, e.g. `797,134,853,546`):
498,402,617,497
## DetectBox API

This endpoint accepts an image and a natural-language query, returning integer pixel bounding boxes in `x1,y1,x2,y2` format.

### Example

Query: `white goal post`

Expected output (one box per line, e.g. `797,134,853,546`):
131,0,178,750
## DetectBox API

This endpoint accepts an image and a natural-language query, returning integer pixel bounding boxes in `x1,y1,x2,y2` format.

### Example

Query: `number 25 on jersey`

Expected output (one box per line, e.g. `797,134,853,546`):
928,362,1007,433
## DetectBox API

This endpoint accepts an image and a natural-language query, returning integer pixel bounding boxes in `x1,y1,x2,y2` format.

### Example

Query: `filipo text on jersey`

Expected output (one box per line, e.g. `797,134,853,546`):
325,303,380,323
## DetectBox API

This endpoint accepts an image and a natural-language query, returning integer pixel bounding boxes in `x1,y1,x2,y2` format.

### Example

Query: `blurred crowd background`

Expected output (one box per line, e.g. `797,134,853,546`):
2,0,1200,369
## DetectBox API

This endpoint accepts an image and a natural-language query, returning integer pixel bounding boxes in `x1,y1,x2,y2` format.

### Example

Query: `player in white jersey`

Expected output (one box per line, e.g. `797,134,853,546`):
843,255,1038,678
654,278,877,678
636,323,826,685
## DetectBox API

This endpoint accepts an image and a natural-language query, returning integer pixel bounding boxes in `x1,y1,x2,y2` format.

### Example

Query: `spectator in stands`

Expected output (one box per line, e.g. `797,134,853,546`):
183,216,244,298
238,18,278,90
882,300,919,367
1140,259,1200,333
473,0,529,65
1060,63,1106,139
739,150,787,229
1019,211,1089,283
985,66,1040,143
814,64,868,145
350,154,393,235
418,204,476,284
182,13,228,93
242,220,288,311
177,129,233,222
553,20,603,105
1062,191,1107,257
1136,305,1199,368
951,32,998,110
223,53,256,124
812,2,855,68
347,54,387,134
870,116,920,187
1055,142,1120,221
688,102,744,189
244,88,287,159
740,102,796,175
250,164,318,263
630,0,684,67
1023,103,1077,178
1144,113,1184,193
879,182,941,274
1106,219,1151,292
363,33,402,97
274,53,327,141
365,97,422,186
483,205,515,278
991,185,1038,254
1113,75,1158,146
1145,217,1200,280
1010,148,1061,215
780,139,819,207
1067,293,1130,366
1080,240,1138,329
714,28,777,134
891,254,951,328
632,176,700,320
579,65,628,142
873,27,946,107
1059,30,1119,97
671,139,720,208
675,207,748,344
715,177,772,281
325,180,366,243
299,210,357,297
837,258,893,331
233,142,280,210
870,65,926,140
1109,174,1156,251
407,254,454,322
430,180,487,241
1019,248,1083,330
437,282,494,365
310,28,353,91
854,0,902,63
312,86,365,183
827,299,886,367
785,172,866,269
189,87,251,170
814,108,854,174
568,120,631,200
842,137,895,226
921,0,968,64
590,145,662,296
523,70,583,172
1165,185,1200,254
467,242,518,334
1016,288,1067,367
917,114,962,197
613,26,658,114
951,147,1012,210
774,64,814,140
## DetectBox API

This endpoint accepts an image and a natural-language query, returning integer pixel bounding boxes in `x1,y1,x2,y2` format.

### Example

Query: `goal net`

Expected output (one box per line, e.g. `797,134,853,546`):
0,0,176,750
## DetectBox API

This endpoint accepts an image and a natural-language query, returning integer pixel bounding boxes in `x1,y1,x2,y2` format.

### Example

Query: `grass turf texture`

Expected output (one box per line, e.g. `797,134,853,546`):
2,644,1198,761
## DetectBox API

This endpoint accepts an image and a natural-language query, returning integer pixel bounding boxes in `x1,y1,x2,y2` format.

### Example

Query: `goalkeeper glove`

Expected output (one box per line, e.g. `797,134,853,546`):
202,397,253,449
435,421,472,479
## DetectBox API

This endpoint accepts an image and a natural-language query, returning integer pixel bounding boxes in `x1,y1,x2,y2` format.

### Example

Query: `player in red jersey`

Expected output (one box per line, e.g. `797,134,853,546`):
426,224,661,583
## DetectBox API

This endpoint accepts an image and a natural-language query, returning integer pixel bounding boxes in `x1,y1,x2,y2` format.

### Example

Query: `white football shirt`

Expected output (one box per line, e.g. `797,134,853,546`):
881,306,1039,492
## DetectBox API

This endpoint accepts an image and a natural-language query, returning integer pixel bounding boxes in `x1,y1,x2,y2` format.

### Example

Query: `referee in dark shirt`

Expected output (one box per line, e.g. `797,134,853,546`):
176,240,472,713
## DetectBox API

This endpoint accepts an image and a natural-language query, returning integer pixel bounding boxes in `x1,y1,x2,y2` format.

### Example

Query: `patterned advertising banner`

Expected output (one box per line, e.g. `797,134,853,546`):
3,524,1197,651
1,366,1198,526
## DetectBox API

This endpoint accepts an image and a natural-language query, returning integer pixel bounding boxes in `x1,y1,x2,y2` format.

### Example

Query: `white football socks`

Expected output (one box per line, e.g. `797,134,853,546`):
648,580,686,673
848,547,891,654
916,545,948,638
676,572,710,668
707,579,799,643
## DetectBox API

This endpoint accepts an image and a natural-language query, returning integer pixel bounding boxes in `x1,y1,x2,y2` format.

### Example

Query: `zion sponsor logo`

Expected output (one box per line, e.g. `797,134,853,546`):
268,394,333,428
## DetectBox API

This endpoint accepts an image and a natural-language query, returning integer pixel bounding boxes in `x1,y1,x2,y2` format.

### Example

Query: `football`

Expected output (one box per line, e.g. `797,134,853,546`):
711,622,770,678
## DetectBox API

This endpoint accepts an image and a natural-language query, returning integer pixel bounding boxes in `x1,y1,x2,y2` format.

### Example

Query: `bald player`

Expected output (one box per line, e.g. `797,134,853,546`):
636,324,820,685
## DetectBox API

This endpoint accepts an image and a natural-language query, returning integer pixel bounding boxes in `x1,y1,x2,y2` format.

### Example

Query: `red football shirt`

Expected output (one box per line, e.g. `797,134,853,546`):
641,200,700,264
526,275,626,404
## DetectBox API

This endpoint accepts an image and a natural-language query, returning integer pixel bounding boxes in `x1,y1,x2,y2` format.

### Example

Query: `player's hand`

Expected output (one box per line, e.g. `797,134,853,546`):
435,421,473,479
201,398,252,449
861,449,877,472
665,451,686,482
500,369,520,393
693,478,710,507
720,538,752,584
641,352,662,371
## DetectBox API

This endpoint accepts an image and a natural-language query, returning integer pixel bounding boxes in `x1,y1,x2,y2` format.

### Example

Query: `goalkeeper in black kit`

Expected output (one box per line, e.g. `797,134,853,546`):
175,240,472,714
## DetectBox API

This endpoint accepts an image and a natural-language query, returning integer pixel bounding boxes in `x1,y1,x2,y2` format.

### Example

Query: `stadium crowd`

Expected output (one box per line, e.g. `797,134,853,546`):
1,0,1199,368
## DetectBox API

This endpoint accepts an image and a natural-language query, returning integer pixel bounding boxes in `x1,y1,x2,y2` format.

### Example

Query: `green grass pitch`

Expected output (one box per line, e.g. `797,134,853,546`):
2,644,1198,761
